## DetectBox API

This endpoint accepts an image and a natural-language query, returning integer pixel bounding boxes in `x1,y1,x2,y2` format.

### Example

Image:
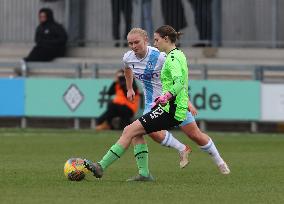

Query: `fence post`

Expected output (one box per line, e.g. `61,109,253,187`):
90,118,96,129
74,118,80,130
21,117,27,128
254,66,263,81
20,60,28,77
251,121,258,133
199,120,207,132
75,63,82,78
202,65,208,80
92,63,99,78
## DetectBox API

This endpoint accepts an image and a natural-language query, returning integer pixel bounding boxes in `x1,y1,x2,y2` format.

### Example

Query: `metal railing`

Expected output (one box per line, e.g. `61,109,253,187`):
2,61,284,82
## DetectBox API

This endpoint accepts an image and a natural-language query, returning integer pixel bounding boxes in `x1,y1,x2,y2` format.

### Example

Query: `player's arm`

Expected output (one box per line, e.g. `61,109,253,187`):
152,59,184,107
169,58,185,96
124,67,135,101
152,78,183,107
168,76,184,96
188,100,198,116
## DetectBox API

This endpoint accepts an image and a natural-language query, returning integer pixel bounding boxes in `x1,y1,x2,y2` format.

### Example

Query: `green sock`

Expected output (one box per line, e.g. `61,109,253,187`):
98,143,125,170
134,144,149,177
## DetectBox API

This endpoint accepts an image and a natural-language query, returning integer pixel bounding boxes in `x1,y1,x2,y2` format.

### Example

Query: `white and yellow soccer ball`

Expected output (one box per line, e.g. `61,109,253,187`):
64,158,88,181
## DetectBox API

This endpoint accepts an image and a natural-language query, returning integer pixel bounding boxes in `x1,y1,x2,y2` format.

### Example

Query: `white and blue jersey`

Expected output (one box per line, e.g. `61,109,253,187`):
123,46,195,126
123,46,165,113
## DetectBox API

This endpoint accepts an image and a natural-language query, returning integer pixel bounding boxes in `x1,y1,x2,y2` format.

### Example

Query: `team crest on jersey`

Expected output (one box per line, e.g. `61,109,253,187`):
147,61,153,68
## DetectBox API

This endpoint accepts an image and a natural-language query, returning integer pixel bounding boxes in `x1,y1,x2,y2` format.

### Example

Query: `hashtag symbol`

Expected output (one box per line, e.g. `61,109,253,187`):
98,86,111,108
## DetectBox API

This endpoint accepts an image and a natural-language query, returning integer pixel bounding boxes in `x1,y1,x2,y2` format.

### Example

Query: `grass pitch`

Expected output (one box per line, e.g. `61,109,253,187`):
0,129,284,204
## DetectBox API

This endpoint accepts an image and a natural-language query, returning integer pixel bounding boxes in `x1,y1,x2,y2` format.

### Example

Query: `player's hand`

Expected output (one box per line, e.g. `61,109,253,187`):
151,92,173,108
188,102,198,116
127,89,135,102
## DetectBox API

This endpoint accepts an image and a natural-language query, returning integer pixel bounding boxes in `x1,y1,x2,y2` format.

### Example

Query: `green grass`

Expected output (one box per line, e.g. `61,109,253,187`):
0,129,284,204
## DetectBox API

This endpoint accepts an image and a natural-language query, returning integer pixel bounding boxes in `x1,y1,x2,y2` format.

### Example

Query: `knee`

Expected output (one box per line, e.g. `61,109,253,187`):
186,128,210,145
122,123,139,139
187,128,202,140
149,132,164,143
122,124,132,136
121,120,145,140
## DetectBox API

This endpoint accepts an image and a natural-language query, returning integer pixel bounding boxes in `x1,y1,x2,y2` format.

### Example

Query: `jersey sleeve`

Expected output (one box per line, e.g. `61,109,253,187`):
122,51,131,70
159,52,167,64
155,52,166,71
168,55,184,96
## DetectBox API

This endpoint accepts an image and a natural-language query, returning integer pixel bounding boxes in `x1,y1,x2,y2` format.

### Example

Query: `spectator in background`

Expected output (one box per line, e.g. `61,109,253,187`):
95,70,140,131
161,0,187,33
24,8,68,62
140,0,153,40
111,0,133,47
188,0,212,47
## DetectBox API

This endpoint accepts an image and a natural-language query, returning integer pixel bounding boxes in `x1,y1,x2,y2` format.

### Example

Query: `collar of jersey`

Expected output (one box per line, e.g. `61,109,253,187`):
135,47,149,62
168,47,179,55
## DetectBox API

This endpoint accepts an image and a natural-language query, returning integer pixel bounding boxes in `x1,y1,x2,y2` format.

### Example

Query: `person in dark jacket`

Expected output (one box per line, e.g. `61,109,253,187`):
24,8,68,62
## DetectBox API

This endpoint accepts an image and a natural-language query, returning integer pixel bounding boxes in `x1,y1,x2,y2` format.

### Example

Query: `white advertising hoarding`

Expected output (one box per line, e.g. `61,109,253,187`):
261,84,284,121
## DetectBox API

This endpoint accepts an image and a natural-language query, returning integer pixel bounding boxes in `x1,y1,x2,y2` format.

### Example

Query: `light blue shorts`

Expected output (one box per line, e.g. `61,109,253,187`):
144,105,195,127
143,106,152,115
179,111,195,126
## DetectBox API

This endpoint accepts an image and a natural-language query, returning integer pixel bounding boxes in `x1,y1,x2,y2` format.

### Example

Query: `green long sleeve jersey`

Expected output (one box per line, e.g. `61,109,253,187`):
161,48,189,121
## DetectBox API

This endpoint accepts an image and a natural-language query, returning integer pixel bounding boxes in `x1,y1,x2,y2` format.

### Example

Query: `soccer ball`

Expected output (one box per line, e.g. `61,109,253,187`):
64,158,88,181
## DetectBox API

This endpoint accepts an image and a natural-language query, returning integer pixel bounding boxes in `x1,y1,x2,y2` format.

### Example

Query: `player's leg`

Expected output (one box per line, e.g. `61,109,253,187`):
127,136,155,181
84,106,181,179
132,136,149,177
180,112,230,174
149,130,185,152
129,129,191,181
126,107,182,180
99,119,146,169
84,119,147,178
142,106,191,168
148,130,192,168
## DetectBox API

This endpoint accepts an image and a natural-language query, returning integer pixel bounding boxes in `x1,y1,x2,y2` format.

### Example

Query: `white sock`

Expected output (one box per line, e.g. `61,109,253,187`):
161,131,186,152
200,138,224,166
